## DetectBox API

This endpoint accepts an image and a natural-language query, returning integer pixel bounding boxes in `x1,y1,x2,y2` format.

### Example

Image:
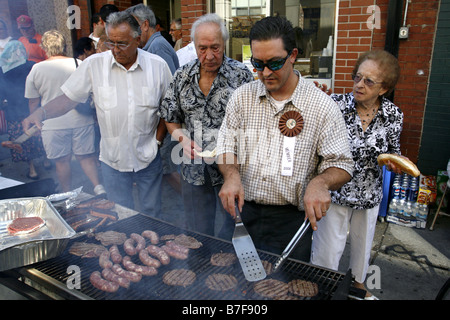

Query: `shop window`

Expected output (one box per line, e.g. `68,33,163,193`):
214,0,336,85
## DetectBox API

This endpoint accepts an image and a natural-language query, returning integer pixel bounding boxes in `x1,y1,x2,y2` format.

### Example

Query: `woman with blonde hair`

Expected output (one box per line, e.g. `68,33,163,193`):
25,30,105,194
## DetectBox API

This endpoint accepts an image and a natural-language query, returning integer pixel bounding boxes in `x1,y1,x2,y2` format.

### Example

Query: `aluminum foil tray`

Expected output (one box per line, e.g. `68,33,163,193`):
0,197,76,271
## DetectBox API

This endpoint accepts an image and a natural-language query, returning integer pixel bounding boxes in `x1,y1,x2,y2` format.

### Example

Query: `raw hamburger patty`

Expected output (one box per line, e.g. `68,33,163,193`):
7,216,45,235
288,279,319,297
205,274,238,291
210,252,237,266
253,279,288,298
163,269,196,287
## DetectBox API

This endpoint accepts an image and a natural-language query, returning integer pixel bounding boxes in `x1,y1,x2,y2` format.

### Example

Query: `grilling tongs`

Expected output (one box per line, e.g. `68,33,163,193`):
232,202,267,282
272,219,311,273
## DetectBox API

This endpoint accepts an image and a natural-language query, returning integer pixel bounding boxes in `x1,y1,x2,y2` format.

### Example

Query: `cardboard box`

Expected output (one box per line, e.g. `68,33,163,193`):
436,170,448,212
386,213,426,229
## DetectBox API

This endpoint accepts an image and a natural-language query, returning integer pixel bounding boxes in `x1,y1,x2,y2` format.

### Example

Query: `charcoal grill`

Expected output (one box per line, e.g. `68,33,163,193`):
3,214,352,300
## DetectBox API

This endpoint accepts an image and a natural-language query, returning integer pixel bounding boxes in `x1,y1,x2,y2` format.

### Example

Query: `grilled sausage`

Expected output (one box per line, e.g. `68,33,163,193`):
162,244,188,260
123,238,137,256
99,250,113,269
141,230,159,244
102,267,130,289
138,247,161,268
122,256,158,276
166,240,189,255
111,263,142,283
130,233,146,251
146,244,170,265
90,271,119,292
109,245,122,264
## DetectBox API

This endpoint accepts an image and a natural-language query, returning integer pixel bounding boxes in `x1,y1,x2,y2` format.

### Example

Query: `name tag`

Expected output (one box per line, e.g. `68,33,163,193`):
281,136,296,176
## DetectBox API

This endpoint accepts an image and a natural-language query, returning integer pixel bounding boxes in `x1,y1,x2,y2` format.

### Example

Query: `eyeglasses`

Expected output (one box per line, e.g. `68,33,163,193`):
352,73,383,87
251,52,291,72
104,41,132,50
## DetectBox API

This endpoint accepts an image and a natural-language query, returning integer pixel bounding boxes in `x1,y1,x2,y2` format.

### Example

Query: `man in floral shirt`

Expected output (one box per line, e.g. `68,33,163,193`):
160,14,253,239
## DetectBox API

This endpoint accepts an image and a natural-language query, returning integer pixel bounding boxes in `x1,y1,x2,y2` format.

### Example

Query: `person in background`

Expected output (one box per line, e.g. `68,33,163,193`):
310,50,404,299
217,16,353,261
96,35,108,53
74,37,96,60
126,4,179,74
23,12,172,217
0,19,12,55
0,41,45,180
160,13,254,239
170,18,182,51
24,30,104,195
155,16,174,47
89,13,104,48
16,15,47,63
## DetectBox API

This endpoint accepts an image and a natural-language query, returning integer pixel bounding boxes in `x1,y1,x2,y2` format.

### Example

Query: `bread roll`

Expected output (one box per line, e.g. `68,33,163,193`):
377,153,420,177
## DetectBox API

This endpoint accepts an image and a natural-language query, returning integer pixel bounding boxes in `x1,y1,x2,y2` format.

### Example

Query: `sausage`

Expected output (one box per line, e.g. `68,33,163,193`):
141,230,159,244
111,263,142,283
102,267,130,289
166,240,190,255
109,245,122,264
146,244,170,265
130,233,146,251
123,238,137,256
138,247,161,268
162,244,188,260
90,271,119,292
99,250,113,269
122,256,158,276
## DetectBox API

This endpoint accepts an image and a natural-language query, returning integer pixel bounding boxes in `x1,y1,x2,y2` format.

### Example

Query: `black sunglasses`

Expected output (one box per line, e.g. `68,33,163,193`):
251,52,292,71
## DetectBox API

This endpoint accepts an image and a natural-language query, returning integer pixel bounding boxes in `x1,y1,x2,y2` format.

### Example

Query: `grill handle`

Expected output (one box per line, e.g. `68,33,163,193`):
273,219,310,273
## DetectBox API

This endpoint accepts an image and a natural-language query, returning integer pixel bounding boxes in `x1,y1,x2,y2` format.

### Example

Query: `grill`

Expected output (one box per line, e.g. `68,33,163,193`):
15,214,351,300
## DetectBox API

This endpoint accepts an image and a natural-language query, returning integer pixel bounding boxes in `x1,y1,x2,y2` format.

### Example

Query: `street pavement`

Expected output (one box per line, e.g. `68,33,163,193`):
0,133,448,300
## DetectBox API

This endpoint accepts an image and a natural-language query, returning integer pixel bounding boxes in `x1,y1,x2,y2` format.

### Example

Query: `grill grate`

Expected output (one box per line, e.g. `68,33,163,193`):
24,214,347,300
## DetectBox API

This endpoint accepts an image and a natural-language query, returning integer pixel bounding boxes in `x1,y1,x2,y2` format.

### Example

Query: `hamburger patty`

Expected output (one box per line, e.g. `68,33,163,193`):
210,252,237,267
253,279,288,298
162,269,196,287
205,274,238,291
288,279,319,297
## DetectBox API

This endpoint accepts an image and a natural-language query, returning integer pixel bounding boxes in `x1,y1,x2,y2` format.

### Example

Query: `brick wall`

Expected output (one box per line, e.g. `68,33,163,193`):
180,0,207,46
334,0,440,164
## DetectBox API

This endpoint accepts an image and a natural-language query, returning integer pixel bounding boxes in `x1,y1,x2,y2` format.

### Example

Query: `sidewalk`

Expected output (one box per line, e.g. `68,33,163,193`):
0,134,449,300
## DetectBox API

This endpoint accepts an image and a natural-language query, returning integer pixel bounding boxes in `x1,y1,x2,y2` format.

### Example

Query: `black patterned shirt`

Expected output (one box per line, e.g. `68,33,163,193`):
330,92,403,209
160,56,254,186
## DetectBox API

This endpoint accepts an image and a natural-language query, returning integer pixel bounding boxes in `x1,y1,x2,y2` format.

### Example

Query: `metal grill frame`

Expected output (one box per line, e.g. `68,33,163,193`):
12,214,350,300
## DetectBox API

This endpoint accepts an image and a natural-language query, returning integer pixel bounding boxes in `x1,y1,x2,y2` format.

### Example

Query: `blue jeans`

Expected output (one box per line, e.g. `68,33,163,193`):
101,152,162,218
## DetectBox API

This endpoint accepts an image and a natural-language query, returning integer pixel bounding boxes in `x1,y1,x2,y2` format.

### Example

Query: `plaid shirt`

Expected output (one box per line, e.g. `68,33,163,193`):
160,56,254,186
217,72,354,210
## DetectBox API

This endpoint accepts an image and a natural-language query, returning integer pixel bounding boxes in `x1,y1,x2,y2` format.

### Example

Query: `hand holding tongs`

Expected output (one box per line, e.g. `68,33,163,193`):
272,219,310,273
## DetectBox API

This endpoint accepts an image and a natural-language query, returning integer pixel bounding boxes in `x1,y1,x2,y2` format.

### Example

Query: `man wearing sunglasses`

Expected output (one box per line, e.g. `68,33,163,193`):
217,16,353,261
23,11,172,218
16,15,46,63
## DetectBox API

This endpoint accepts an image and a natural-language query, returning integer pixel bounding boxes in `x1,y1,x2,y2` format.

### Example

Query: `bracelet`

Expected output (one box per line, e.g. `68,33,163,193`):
41,106,47,121
156,140,162,146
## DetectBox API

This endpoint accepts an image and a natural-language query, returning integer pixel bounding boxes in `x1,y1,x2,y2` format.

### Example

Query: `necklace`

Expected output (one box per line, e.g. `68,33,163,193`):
356,102,379,126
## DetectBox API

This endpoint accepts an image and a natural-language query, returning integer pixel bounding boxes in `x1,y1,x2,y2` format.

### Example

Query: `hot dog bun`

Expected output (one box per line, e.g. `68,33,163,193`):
377,153,420,177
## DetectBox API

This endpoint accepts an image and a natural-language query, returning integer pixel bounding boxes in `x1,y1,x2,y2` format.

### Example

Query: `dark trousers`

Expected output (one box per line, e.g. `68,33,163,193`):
180,171,234,240
241,201,313,262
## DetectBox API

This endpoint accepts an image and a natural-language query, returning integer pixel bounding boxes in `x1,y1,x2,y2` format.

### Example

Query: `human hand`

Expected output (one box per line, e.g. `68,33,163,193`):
303,178,331,231
218,176,244,219
313,81,333,95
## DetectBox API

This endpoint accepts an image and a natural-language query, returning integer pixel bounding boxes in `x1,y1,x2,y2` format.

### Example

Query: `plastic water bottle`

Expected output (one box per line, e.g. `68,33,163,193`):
403,201,412,218
417,203,428,220
398,199,406,216
388,198,398,215
408,177,418,202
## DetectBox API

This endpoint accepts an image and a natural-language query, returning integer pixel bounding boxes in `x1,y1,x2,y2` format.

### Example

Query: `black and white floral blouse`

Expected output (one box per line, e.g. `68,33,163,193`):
160,56,254,186
330,92,403,209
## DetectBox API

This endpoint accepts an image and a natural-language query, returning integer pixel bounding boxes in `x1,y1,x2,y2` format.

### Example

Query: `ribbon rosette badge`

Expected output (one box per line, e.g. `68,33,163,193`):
279,111,304,137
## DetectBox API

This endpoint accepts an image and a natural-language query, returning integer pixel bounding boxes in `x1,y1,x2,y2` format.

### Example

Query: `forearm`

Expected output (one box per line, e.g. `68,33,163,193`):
156,118,167,143
313,167,352,191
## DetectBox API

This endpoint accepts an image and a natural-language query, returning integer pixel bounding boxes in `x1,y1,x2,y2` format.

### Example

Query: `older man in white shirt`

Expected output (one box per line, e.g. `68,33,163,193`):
23,11,172,217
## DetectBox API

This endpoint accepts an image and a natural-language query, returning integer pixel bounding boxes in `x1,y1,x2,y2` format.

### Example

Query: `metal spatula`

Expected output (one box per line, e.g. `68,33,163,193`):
272,219,310,273
232,203,266,281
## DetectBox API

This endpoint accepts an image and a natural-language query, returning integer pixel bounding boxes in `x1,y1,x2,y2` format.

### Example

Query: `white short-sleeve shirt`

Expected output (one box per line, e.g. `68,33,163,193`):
61,49,172,172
